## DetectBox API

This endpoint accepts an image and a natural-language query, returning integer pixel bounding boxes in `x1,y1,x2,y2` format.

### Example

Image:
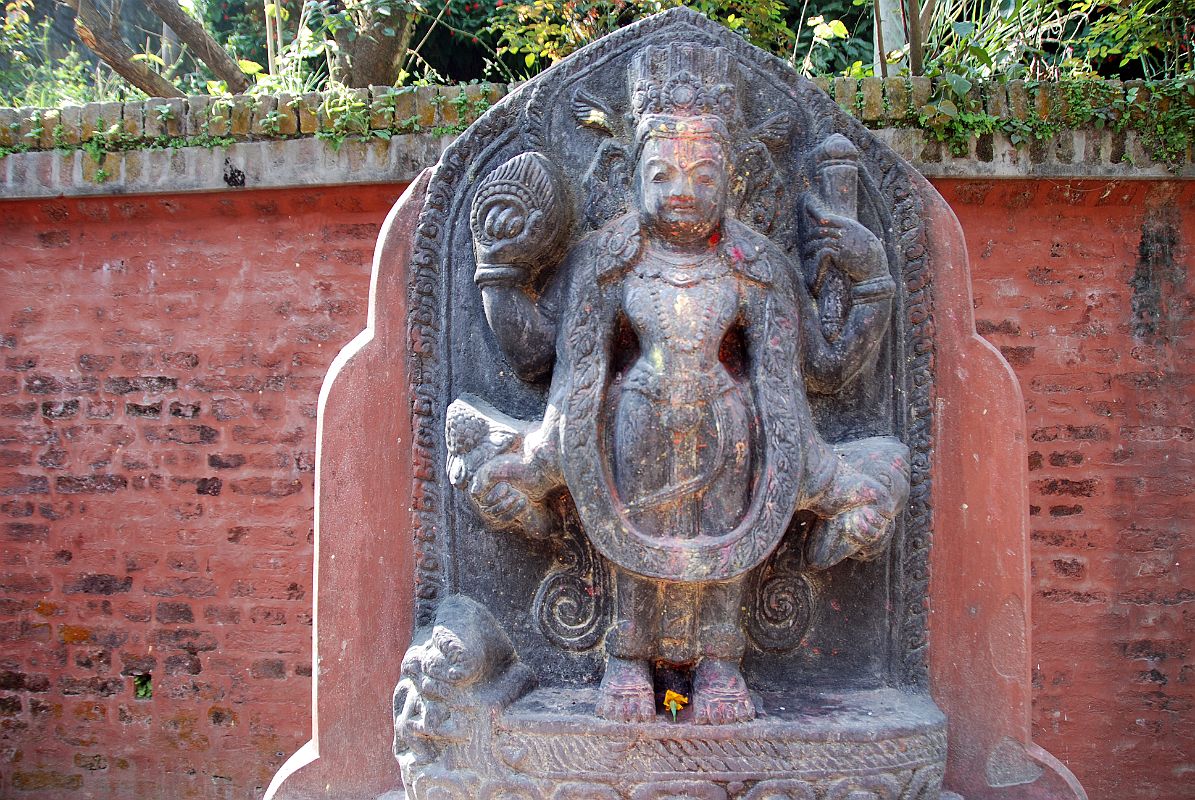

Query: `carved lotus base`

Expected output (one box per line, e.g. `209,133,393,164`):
403,686,947,800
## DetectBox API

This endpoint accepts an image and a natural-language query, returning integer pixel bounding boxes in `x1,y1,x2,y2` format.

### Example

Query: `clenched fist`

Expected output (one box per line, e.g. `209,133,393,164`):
801,194,889,285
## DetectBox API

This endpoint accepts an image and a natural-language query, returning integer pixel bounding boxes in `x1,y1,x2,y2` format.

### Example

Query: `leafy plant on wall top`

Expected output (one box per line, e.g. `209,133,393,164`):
488,0,797,72
1070,0,1193,81
889,0,1194,164
894,0,1192,101
912,0,1088,123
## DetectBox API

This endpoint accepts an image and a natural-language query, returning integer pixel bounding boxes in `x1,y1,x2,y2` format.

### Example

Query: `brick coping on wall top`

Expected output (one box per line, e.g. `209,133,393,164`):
1,78,1191,199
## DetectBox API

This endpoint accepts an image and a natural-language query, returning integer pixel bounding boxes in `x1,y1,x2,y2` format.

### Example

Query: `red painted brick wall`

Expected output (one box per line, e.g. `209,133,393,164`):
940,179,1194,800
0,179,1190,799
0,187,401,799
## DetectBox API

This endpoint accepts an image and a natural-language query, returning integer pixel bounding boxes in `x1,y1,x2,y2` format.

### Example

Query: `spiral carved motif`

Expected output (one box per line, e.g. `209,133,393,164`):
749,572,816,652
532,501,609,651
747,524,817,652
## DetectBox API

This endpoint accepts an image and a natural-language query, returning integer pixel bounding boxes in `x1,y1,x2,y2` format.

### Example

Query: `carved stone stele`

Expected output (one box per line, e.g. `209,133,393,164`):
262,8,1087,800
390,8,944,797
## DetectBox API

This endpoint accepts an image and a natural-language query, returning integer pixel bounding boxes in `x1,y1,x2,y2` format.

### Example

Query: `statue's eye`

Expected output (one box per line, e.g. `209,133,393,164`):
695,172,716,186
646,160,675,183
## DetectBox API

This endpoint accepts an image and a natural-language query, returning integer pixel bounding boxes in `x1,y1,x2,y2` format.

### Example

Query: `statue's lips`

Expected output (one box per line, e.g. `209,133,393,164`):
663,201,704,218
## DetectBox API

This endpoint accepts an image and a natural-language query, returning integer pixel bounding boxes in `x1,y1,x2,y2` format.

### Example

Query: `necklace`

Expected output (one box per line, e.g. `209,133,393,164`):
637,244,728,287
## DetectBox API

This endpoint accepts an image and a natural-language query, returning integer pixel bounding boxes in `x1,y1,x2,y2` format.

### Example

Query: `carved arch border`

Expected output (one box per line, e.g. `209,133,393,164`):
403,6,935,683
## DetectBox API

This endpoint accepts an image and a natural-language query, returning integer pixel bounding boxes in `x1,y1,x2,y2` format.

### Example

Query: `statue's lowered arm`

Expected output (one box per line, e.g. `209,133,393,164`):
741,245,909,571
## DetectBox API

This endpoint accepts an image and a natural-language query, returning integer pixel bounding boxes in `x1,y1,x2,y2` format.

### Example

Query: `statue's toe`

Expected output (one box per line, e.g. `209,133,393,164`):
692,658,755,725
596,691,654,723
596,657,655,723
807,504,892,569
627,695,656,723
693,691,756,725
805,519,859,569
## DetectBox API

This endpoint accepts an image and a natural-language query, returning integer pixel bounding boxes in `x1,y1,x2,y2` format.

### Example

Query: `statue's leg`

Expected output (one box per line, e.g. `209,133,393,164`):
802,436,911,570
692,578,756,724
657,581,699,665
597,567,657,723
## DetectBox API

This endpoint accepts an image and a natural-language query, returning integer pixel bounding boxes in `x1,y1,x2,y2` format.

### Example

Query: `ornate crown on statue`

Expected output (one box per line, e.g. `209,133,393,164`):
629,43,742,143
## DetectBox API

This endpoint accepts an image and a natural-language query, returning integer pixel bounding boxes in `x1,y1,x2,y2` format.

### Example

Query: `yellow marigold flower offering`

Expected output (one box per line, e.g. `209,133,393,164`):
664,690,688,721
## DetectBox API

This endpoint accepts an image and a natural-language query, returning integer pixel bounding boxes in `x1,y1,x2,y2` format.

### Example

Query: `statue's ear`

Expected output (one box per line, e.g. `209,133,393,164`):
582,140,632,230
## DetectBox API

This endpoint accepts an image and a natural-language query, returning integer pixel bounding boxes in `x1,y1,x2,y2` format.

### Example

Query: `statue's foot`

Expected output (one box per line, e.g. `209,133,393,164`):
692,658,755,725
596,657,655,723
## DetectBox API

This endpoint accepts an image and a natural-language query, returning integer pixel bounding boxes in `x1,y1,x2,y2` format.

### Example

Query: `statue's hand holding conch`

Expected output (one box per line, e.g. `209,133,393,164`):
470,152,569,289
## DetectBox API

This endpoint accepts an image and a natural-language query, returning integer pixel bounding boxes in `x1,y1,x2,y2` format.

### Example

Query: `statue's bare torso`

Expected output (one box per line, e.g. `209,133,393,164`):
615,247,752,539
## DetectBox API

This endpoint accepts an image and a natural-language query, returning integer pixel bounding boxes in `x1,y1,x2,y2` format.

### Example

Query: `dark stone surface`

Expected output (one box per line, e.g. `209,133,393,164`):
392,7,944,799
413,6,930,691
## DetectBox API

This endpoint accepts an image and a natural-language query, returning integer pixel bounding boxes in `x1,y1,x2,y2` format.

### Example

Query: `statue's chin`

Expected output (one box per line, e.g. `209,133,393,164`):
653,219,719,247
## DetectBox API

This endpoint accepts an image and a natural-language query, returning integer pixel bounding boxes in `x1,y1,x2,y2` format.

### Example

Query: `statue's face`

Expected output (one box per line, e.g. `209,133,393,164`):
638,133,728,244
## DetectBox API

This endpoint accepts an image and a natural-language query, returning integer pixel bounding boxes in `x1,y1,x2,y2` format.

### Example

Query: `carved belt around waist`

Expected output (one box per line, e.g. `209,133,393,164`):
622,364,738,407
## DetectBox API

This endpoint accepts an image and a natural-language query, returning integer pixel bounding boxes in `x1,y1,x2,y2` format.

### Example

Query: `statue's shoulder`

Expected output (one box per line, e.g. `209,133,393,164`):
550,214,641,313
719,218,786,286
574,212,644,282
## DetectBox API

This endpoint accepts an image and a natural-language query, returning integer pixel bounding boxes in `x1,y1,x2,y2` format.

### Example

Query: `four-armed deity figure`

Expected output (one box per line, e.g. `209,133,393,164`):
446,43,910,725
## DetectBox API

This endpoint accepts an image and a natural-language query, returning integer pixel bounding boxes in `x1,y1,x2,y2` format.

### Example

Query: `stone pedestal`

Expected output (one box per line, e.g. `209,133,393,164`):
492,688,945,796
402,686,946,798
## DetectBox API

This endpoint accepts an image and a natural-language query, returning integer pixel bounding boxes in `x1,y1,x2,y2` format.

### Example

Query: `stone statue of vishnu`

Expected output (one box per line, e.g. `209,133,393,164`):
445,43,911,726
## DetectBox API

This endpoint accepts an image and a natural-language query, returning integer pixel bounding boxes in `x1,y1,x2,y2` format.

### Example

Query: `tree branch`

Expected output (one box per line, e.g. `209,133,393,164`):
905,0,924,76
332,9,415,87
142,0,250,93
63,0,184,98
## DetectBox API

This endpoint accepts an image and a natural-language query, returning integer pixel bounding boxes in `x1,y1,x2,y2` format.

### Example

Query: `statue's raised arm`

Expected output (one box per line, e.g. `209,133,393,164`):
796,135,897,394
469,152,571,382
